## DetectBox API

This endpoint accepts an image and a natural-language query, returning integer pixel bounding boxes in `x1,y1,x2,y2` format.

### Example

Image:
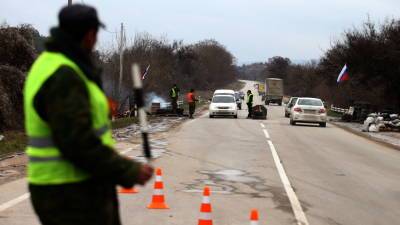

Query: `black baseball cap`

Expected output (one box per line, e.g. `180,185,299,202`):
58,4,105,40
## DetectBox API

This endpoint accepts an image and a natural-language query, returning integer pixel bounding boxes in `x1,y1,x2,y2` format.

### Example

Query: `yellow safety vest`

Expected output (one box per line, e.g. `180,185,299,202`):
171,88,177,98
24,51,114,185
247,93,254,104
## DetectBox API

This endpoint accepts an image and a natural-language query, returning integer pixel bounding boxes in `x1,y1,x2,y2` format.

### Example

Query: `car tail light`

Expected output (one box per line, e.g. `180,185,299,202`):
293,107,302,112
319,108,326,113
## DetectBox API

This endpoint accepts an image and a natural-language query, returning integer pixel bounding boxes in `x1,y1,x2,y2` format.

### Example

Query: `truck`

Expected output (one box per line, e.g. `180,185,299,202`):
265,78,284,105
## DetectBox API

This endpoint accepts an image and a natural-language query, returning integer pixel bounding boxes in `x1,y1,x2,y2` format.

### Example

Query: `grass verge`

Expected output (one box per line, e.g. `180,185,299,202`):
0,117,137,157
0,131,26,157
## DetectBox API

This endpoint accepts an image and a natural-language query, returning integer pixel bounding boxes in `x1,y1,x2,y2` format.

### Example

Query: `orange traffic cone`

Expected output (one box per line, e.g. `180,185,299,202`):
250,209,259,225
118,186,139,194
198,186,213,225
147,168,169,209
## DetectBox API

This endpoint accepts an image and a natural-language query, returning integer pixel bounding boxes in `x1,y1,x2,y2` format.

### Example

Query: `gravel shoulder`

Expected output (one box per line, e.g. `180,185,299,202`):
329,118,400,151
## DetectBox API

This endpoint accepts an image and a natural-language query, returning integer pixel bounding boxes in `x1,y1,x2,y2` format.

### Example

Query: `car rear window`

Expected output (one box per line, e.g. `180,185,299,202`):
298,99,323,106
212,96,235,103
290,98,298,104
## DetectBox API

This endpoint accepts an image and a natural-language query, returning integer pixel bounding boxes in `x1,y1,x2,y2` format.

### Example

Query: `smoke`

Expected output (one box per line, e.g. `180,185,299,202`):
146,92,168,108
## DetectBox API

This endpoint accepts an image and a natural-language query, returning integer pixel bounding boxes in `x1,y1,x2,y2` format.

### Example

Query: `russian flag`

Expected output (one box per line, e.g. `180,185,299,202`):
337,64,349,83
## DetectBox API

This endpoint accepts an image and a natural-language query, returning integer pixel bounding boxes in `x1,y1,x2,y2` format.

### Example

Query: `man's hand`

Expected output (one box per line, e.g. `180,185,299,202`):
136,164,154,185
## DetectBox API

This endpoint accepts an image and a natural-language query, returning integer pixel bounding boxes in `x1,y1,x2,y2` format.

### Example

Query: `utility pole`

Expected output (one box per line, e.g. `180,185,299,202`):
68,0,72,6
118,23,125,99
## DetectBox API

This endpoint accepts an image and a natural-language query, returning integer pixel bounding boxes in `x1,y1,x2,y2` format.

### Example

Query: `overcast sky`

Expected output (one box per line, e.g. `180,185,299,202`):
1,0,399,64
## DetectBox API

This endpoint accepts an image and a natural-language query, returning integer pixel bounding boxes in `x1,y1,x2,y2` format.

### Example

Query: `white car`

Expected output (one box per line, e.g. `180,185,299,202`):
213,89,235,98
290,97,327,127
209,95,238,118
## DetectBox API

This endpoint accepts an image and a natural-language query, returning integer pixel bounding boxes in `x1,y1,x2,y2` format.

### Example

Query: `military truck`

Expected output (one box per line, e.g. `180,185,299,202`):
265,78,284,105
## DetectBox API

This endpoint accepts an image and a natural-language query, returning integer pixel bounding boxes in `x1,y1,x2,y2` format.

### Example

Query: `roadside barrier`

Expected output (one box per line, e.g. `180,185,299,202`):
250,209,259,225
147,168,169,209
198,186,213,225
118,187,139,194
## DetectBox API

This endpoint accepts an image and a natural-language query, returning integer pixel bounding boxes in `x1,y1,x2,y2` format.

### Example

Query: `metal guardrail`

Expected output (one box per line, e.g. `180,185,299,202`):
330,104,348,114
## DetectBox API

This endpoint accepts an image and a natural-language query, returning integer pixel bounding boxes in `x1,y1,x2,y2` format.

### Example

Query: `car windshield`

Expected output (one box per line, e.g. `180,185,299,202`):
298,99,323,106
212,96,235,103
216,92,234,96
290,98,298,104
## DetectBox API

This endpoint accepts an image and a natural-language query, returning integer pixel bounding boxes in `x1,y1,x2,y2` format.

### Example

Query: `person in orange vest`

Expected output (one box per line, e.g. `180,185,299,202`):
186,89,198,119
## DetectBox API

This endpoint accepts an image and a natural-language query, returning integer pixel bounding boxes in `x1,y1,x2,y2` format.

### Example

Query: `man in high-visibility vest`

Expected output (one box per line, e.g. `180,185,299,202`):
169,84,180,114
186,89,198,119
247,90,254,118
24,4,153,225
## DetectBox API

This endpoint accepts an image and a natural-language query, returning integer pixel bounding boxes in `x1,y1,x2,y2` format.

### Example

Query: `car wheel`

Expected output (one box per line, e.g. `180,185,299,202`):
209,115,214,118
290,119,296,125
285,112,289,118
319,122,326,127
278,102,282,106
234,115,238,119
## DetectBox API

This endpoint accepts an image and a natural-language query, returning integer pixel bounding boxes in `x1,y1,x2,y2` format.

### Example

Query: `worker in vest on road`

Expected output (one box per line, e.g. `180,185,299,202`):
247,90,254,118
169,84,180,114
24,4,153,225
187,89,198,119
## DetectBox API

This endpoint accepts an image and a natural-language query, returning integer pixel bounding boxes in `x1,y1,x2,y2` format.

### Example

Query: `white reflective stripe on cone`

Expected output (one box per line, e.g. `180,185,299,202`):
153,189,164,195
156,176,162,182
199,212,212,220
251,221,259,225
202,196,210,204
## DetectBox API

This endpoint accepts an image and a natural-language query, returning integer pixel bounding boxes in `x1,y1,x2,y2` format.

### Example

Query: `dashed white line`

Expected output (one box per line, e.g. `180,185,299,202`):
262,129,270,139
260,123,265,128
186,112,207,125
264,130,310,225
0,193,30,213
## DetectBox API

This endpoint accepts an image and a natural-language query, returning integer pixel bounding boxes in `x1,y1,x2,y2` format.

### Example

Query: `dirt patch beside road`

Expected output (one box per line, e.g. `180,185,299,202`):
0,153,27,185
0,116,191,186
329,120,400,151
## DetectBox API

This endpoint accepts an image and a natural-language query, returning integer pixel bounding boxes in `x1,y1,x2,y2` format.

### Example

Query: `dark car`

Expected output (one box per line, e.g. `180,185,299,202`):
234,92,242,110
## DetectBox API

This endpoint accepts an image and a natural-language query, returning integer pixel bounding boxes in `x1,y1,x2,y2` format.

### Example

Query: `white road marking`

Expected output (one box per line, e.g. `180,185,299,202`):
267,139,310,225
120,148,133,155
262,129,270,139
260,123,265,128
0,193,30,213
0,147,135,212
186,111,207,125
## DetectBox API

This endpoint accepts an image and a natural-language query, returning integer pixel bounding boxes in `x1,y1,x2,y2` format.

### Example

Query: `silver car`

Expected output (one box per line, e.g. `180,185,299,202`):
285,97,298,118
290,97,327,127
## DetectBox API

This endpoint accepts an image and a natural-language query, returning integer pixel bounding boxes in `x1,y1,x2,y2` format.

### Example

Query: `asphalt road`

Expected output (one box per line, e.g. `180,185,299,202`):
1,80,400,225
